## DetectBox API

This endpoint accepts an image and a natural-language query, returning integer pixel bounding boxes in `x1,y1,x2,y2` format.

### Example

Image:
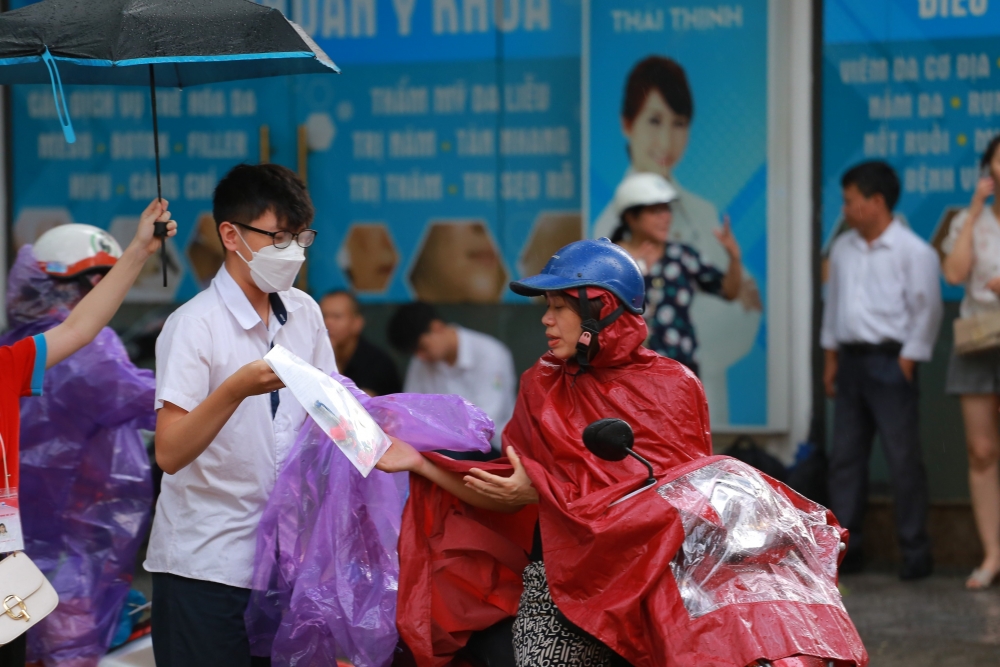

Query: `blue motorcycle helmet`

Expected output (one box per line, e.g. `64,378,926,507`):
510,238,645,369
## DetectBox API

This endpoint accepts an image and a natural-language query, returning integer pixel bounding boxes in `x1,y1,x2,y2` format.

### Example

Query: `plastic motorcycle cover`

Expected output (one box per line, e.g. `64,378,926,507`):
1,245,154,667
654,456,864,666
246,371,494,667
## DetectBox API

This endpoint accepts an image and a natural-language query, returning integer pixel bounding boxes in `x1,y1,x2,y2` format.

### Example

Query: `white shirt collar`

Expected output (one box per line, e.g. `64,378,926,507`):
850,218,903,251
212,264,301,331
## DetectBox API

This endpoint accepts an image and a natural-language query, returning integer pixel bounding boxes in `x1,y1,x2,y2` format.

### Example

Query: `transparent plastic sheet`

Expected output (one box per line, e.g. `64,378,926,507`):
265,345,391,476
247,373,493,667
1,246,154,667
657,458,844,619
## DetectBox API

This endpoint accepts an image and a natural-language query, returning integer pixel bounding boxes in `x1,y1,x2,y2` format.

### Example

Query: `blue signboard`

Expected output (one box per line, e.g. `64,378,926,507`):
287,0,583,301
585,0,769,426
8,0,584,305
823,0,999,303
10,77,294,301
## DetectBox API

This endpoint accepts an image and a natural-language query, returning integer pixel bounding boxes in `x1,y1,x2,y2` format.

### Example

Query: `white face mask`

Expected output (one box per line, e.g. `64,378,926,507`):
235,229,306,293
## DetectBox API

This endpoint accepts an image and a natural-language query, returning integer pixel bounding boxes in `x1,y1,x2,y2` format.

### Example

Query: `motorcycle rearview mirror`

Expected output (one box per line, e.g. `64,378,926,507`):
583,419,657,493
582,418,633,462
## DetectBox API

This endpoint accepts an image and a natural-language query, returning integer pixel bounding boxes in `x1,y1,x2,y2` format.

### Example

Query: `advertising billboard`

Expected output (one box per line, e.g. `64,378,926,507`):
585,0,769,425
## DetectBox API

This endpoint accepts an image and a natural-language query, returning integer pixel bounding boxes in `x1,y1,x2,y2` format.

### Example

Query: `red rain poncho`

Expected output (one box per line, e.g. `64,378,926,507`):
397,290,865,667
398,290,712,664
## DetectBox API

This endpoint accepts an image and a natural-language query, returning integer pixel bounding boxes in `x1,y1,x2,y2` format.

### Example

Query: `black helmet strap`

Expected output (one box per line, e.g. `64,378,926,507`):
574,287,625,371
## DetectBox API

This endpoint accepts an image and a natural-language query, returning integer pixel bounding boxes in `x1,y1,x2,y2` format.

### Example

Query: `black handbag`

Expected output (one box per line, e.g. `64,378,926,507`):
723,435,788,483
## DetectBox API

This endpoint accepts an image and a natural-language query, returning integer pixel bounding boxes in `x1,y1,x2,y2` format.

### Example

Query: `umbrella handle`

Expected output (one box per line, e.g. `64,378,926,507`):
154,221,168,288
149,64,168,288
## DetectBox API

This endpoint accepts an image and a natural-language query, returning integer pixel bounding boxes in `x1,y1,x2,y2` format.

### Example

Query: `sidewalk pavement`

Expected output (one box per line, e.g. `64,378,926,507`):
840,572,1000,666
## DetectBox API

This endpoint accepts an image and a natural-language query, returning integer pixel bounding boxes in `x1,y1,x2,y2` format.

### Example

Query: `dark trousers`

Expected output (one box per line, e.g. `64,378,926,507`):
829,347,931,564
0,634,26,667
152,573,271,667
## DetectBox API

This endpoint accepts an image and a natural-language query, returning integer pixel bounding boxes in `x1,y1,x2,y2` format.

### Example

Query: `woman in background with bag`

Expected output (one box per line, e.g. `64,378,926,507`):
941,134,1000,590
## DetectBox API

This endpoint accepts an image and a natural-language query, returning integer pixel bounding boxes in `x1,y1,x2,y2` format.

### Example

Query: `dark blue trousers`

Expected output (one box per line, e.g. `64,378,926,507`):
152,572,271,667
829,347,931,565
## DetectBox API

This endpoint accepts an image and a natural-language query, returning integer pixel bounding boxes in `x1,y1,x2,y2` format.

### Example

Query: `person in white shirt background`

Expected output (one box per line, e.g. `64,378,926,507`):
592,55,762,425
387,302,516,458
822,160,943,582
149,164,336,667
941,133,1000,590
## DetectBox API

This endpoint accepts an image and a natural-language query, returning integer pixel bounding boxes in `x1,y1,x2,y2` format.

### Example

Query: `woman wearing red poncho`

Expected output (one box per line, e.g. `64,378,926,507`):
376,238,712,666
377,239,864,667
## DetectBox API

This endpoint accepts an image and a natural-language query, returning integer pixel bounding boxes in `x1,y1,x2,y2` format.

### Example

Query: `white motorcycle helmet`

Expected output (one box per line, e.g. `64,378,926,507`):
612,172,678,218
33,224,122,279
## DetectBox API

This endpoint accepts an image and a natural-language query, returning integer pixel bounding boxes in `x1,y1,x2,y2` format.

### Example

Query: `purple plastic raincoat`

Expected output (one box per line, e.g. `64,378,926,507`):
1,246,154,667
247,373,493,667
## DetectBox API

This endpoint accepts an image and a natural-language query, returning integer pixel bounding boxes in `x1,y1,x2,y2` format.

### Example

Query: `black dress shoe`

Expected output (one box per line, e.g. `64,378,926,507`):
899,554,933,581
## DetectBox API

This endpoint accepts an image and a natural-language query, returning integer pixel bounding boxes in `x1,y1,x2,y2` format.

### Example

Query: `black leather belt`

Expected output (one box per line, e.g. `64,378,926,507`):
840,341,903,356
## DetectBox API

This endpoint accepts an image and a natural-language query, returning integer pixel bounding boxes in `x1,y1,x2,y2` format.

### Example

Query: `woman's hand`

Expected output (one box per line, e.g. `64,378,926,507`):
987,276,1000,296
463,447,539,508
712,215,742,261
129,198,176,258
716,215,745,301
972,176,995,209
375,436,424,473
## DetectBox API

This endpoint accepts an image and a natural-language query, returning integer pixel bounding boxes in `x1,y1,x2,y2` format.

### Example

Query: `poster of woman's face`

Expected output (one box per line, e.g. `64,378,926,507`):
623,90,691,177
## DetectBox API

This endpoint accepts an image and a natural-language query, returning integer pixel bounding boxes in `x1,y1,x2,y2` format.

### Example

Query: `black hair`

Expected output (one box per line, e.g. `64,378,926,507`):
387,302,440,354
321,289,360,315
840,160,901,211
610,205,647,244
622,56,694,124
213,163,314,234
981,134,1000,172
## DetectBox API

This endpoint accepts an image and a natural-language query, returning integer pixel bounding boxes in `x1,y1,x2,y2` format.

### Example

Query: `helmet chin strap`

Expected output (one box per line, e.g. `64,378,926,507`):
574,287,625,372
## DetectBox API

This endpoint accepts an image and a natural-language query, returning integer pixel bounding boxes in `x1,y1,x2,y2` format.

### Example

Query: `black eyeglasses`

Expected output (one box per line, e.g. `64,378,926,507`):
231,222,318,249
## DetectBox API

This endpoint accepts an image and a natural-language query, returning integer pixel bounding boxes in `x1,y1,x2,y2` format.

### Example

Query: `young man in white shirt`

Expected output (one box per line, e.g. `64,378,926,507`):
821,160,943,581
387,302,516,456
148,164,336,666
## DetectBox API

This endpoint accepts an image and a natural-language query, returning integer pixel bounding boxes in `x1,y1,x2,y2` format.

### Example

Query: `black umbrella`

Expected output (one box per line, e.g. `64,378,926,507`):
0,0,339,285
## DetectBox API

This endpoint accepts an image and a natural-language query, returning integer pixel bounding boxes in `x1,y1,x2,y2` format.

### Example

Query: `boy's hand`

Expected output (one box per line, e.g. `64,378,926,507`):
228,360,284,399
129,198,177,257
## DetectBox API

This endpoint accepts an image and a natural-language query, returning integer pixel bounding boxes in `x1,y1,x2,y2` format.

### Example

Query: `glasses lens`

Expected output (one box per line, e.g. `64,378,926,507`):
272,231,292,249
297,229,318,248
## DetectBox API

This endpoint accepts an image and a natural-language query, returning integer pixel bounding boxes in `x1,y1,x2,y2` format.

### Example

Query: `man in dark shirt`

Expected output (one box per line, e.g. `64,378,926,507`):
320,290,402,396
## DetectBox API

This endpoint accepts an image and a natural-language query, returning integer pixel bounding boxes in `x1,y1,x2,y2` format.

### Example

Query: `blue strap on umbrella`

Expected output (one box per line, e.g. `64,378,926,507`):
40,48,74,144
40,49,169,285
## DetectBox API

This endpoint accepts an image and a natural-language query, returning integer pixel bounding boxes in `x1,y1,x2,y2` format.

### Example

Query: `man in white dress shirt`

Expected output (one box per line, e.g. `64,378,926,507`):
387,302,516,456
822,160,943,580
148,164,336,666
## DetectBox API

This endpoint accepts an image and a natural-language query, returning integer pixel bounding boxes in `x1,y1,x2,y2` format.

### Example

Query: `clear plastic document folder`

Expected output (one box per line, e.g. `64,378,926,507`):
264,345,391,476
